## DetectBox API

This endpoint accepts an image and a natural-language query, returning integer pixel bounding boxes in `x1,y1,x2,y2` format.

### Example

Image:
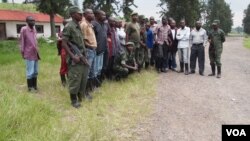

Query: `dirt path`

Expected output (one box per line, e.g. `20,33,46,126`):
138,37,250,141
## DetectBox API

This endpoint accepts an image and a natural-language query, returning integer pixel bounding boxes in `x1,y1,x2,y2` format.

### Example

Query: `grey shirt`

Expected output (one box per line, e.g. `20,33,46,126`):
190,28,207,45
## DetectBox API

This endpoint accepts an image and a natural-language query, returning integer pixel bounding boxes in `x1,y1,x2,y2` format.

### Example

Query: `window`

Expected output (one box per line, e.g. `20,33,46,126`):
35,25,44,33
16,24,26,33
55,25,61,33
16,24,44,34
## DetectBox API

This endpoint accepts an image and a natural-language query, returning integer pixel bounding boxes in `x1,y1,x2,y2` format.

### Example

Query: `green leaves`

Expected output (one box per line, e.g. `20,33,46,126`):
243,4,250,34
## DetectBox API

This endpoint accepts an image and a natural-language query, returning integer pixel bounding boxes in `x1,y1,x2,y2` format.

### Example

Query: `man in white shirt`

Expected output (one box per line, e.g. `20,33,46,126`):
176,19,190,75
190,21,207,76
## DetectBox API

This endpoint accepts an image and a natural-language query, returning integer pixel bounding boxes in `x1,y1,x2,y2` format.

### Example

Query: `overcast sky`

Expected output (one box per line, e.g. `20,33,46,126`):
3,0,250,27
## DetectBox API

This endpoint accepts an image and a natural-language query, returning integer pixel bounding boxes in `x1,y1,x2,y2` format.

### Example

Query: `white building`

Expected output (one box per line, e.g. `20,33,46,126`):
0,9,64,40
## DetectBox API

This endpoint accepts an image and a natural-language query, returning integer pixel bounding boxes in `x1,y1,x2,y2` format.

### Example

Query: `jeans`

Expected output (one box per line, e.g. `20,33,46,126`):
190,44,205,73
25,59,38,79
168,52,177,69
178,48,189,63
86,48,96,78
94,53,104,77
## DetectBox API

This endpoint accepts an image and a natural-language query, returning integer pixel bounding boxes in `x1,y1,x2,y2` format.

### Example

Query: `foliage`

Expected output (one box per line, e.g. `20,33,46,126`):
243,4,250,34
244,37,250,49
82,0,137,21
205,0,233,34
0,3,37,12
0,40,157,140
158,0,202,26
35,0,72,38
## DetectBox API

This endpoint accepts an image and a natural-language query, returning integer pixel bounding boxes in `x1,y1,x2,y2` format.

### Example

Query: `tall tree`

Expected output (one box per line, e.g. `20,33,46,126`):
159,0,202,26
122,0,137,22
2,0,8,3
35,0,72,38
205,0,233,34
83,0,136,21
243,4,250,34
83,0,120,16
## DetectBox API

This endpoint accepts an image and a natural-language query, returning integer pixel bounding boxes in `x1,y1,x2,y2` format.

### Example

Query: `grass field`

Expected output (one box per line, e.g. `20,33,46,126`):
244,37,250,49
0,39,157,141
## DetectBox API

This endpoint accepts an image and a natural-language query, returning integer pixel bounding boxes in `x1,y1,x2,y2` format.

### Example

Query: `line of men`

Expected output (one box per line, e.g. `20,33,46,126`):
19,6,225,108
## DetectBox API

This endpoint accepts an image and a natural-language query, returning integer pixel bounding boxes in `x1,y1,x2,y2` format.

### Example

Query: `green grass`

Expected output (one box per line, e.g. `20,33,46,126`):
0,39,157,141
244,37,250,49
0,3,37,12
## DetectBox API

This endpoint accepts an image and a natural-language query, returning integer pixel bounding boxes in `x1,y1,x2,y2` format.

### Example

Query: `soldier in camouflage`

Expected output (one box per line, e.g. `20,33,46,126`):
208,20,225,78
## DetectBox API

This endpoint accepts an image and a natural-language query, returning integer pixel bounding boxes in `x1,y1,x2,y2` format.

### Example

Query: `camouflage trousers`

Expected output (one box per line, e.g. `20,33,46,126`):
135,47,145,67
209,46,223,67
68,63,89,95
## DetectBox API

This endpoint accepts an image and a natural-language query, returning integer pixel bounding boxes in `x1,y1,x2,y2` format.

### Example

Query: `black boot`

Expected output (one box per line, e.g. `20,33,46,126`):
70,94,81,108
208,64,216,76
184,63,189,75
145,62,149,69
217,66,221,78
95,77,101,88
178,62,184,73
77,93,82,102
60,74,66,87
27,79,33,91
32,77,38,91
85,79,93,101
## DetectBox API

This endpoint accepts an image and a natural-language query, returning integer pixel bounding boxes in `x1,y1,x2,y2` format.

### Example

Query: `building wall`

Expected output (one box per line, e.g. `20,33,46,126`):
4,21,63,38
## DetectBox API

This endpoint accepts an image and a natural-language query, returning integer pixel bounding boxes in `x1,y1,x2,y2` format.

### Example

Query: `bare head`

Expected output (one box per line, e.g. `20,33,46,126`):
26,16,35,28
84,9,94,21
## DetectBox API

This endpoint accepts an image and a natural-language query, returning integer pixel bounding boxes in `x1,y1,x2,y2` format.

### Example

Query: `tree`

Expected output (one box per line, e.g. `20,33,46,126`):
35,0,72,38
82,0,137,21
83,0,120,16
2,0,8,3
205,0,233,34
158,0,202,26
243,4,250,34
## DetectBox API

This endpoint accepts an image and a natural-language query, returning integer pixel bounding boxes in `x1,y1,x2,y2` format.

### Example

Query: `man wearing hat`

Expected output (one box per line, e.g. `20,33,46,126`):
113,42,138,80
126,12,141,71
208,20,225,78
139,15,148,69
61,6,89,108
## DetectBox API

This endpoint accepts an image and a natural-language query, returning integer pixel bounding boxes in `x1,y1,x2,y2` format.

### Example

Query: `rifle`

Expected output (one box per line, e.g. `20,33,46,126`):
68,42,89,66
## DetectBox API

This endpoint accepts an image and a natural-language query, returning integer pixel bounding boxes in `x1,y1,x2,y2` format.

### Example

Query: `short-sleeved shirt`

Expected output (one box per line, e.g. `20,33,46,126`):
80,20,97,48
62,20,86,53
147,29,154,48
126,22,140,44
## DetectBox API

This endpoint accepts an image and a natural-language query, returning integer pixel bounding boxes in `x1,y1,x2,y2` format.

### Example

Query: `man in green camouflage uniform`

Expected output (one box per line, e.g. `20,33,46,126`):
113,42,138,80
139,15,148,69
62,6,89,108
126,12,143,72
208,20,225,78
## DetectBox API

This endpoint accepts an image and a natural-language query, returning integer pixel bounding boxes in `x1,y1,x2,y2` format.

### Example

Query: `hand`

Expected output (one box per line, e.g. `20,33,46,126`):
82,58,90,66
72,56,80,63
134,64,138,70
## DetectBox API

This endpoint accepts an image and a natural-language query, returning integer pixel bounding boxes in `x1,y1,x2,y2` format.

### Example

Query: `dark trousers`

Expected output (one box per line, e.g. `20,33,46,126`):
190,44,205,73
168,52,177,69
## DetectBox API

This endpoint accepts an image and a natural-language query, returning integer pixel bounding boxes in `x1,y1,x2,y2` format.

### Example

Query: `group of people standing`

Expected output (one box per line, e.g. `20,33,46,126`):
20,6,225,108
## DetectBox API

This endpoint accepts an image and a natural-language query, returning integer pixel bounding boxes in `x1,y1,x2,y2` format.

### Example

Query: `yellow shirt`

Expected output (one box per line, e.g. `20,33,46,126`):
80,20,97,48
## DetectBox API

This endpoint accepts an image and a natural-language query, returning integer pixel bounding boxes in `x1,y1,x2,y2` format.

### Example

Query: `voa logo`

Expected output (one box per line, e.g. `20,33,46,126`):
226,129,247,136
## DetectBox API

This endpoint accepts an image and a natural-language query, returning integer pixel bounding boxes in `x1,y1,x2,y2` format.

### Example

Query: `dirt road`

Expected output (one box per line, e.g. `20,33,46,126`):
138,37,250,141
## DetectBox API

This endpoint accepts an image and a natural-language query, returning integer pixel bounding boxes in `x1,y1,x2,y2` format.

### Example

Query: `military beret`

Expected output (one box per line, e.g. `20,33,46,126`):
212,20,220,25
139,15,146,19
131,12,138,16
68,6,83,14
125,42,135,47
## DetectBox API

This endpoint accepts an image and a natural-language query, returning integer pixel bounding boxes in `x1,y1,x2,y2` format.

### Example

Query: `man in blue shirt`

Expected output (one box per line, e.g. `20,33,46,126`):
145,23,154,68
